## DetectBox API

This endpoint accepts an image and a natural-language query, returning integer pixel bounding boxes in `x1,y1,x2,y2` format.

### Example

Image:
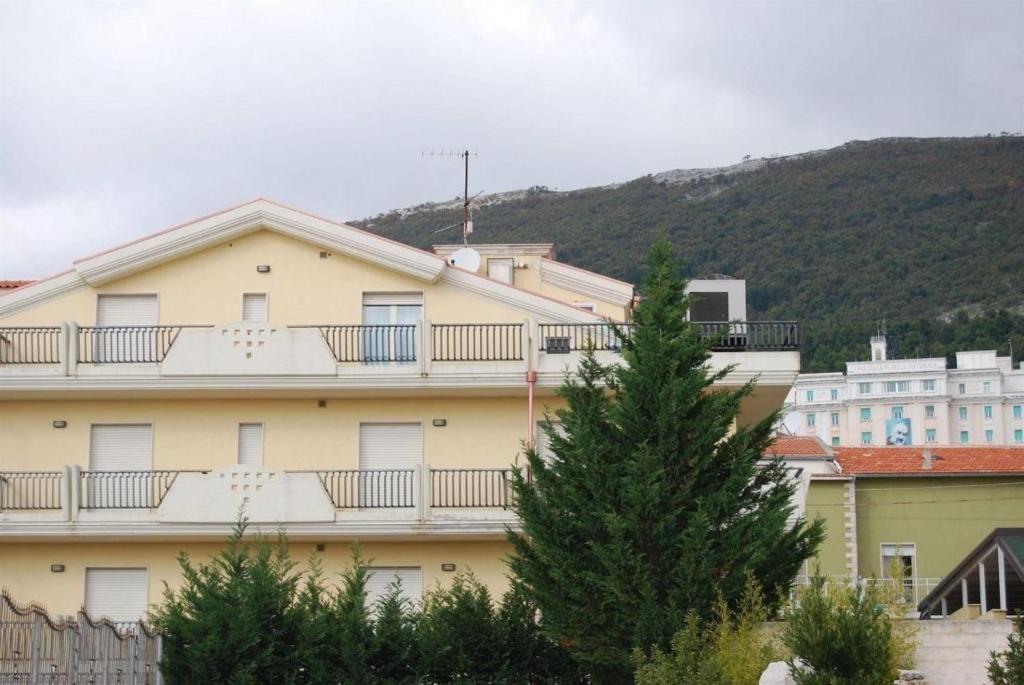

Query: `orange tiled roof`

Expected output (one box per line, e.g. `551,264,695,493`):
835,446,1024,475
765,435,833,458
0,280,32,289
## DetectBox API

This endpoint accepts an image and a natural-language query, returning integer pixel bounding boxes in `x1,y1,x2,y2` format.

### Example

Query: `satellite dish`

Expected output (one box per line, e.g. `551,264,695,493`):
447,247,481,272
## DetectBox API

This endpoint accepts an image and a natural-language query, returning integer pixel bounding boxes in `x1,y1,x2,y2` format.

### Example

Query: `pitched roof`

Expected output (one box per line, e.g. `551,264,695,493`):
0,280,33,290
835,446,1024,476
765,435,833,458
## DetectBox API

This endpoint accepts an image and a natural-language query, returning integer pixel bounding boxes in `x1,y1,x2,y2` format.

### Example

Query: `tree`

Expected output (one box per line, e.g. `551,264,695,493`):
988,616,1024,685
508,240,824,682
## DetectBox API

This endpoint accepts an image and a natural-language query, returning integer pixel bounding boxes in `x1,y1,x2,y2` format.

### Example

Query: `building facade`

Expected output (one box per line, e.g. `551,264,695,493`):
0,198,801,623
787,336,1024,447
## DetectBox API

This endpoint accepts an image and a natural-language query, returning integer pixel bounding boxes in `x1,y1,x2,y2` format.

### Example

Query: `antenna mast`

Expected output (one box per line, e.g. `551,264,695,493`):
422,149,478,246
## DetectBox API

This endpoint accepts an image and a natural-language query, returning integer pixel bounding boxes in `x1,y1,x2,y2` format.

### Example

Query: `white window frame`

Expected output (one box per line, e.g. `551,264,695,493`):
985,429,994,443
806,413,816,428
84,567,150,622
925,429,936,443
861,431,872,445
487,258,515,285
891,406,904,420
830,412,840,427
922,379,936,392
860,408,872,422
959,406,969,421
858,382,872,395
880,543,917,601
237,422,265,467
925,405,935,419
241,292,269,322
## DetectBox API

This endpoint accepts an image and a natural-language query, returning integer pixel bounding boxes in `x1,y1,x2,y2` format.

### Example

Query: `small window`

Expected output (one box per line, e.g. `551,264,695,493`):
881,544,915,601
688,292,730,322
861,431,872,445
85,568,149,622
860,408,871,422
925,405,935,419
831,436,840,447
958,383,966,394
574,302,597,313
925,429,936,443
242,293,268,322
1014,405,1023,420
983,381,992,394
958,406,968,421
923,379,936,392
238,423,264,467
985,429,994,443
960,431,969,444
365,567,423,609
892,406,904,420
807,414,816,428
830,412,840,427
806,390,814,402
830,388,839,401
984,405,993,420
487,258,515,285
1015,429,1023,444
858,382,872,395
884,380,910,393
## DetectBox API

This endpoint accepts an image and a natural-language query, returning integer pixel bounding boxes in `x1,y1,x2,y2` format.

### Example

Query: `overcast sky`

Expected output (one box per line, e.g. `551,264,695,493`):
1,0,1022,278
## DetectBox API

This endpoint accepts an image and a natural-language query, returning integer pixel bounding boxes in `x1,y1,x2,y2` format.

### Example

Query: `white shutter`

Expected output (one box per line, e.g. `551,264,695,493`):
365,567,422,609
242,293,268,322
362,293,423,306
96,295,158,326
89,425,153,470
85,568,148,622
535,421,563,464
359,423,421,507
487,258,514,284
238,423,264,466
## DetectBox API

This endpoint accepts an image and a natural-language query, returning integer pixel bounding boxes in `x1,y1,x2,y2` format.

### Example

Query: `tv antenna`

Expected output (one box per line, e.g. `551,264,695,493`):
421,149,478,246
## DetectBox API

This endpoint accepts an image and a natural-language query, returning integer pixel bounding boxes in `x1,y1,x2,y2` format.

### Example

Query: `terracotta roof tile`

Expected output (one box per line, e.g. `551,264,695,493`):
766,435,833,458
835,446,1024,475
0,280,33,290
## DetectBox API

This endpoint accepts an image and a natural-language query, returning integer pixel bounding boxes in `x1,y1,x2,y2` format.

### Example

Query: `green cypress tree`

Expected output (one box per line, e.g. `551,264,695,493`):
508,240,824,682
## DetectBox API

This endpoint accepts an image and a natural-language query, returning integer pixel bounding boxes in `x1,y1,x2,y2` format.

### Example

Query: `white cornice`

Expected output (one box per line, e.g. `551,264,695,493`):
539,258,634,307
0,271,87,317
433,243,555,257
72,201,446,287
440,267,604,322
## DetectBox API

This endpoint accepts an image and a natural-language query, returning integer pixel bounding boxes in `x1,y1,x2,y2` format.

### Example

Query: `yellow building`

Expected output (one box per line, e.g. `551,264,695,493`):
0,198,800,623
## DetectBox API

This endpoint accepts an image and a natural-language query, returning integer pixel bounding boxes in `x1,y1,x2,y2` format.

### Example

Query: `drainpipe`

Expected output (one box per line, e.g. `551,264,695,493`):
526,370,537,448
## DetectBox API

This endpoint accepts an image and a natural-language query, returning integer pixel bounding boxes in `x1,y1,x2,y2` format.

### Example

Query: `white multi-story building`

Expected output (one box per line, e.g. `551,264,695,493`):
788,336,1024,447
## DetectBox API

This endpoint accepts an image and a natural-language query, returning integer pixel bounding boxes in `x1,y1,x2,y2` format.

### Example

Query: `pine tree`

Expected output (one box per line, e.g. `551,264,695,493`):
508,240,824,682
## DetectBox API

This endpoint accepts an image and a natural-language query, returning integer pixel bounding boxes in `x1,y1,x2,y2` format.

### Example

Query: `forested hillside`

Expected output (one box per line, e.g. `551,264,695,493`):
357,137,1024,371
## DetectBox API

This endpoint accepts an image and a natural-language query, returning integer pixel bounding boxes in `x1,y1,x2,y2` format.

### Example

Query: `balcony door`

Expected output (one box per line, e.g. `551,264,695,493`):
87,424,154,508
361,294,421,364
358,423,421,508
95,294,158,363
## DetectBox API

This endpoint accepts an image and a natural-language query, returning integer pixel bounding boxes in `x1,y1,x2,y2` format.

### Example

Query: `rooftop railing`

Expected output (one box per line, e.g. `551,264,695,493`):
538,321,802,353
0,327,62,364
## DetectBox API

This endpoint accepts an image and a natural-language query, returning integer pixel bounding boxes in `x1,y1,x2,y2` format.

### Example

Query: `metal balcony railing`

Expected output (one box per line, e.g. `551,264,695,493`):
0,471,64,510
315,469,416,509
77,325,209,363
538,321,802,353
430,468,526,508
0,327,62,364
431,323,524,362
302,325,418,363
79,470,189,509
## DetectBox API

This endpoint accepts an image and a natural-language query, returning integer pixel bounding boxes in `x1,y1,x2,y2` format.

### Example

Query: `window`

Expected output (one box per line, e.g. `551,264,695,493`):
958,383,966,394
892,406,904,420
983,381,992,394
238,423,264,467
359,423,422,508
362,294,422,364
959,406,968,421
884,381,910,393
1014,405,1022,420
881,544,915,601
88,424,154,507
861,432,872,445
925,429,936,443
985,429,994,443
858,382,872,395
960,431,969,444
925,405,935,419
831,412,840,427
1015,429,1023,444
241,293,268,322
830,388,839,400
806,413,816,428
487,258,514,285
688,292,730,322
984,405,993,420
860,408,871,422
95,294,158,362
922,379,936,392
85,568,149,622
365,567,423,609
831,436,840,447
806,390,814,402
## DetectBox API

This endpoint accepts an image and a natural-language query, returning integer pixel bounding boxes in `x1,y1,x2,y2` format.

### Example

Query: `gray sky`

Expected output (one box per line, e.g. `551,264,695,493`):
1,0,1022,279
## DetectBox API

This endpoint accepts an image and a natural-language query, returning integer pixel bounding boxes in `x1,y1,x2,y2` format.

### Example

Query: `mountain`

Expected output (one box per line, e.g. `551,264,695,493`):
355,137,1024,372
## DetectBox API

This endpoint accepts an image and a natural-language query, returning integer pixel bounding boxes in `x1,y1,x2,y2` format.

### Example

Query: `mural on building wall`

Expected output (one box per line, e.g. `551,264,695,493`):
886,419,912,445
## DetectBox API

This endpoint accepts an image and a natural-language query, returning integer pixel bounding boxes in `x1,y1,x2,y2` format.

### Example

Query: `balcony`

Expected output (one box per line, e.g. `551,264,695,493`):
0,466,529,539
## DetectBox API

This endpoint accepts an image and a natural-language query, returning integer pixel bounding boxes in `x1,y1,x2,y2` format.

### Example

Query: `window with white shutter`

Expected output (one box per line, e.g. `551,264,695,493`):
487,258,514,284
85,568,149,622
238,423,264,467
358,423,421,507
95,295,158,362
89,425,153,471
365,567,422,609
534,421,564,465
242,293,268,322
96,295,158,327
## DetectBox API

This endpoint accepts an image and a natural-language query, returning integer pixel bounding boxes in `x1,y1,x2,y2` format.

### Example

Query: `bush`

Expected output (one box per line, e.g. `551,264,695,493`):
988,617,1024,685
153,520,584,684
633,576,781,685
781,573,916,685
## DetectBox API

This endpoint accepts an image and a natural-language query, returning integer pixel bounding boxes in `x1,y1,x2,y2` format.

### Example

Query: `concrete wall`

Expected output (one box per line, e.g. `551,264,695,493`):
912,619,1014,685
